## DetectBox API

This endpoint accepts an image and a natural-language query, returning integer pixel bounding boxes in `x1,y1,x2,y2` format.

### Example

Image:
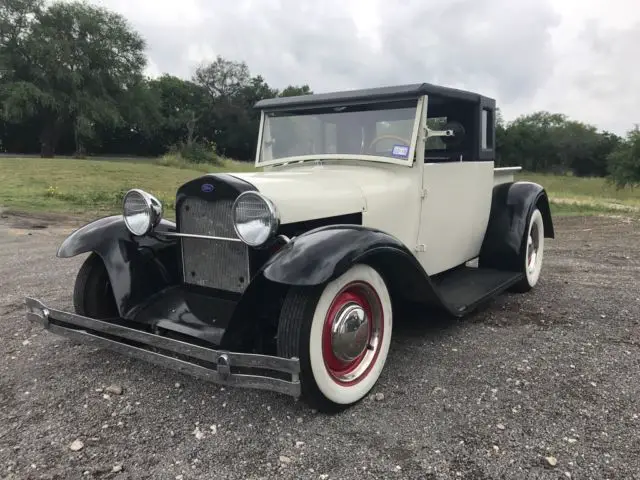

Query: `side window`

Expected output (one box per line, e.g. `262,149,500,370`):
481,108,494,150
425,116,448,150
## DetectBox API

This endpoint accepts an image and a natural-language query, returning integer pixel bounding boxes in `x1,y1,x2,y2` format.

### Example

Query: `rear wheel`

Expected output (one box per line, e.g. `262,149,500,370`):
73,253,119,319
277,264,392,412
510,208,545,293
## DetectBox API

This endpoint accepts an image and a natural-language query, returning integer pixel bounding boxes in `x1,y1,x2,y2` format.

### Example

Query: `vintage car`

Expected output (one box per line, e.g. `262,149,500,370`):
25,82,554,412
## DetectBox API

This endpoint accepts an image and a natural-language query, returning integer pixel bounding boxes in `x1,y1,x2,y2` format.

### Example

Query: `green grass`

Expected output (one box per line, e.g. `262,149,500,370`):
1,156,638,219
515,171,640,216
0,156,257,220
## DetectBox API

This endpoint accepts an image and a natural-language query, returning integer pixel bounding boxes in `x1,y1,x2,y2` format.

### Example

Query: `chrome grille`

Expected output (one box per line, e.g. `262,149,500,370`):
179,197,250,293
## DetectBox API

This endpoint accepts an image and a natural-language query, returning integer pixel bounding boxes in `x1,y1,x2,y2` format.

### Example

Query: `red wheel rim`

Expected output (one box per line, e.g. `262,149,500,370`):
321,281,384,386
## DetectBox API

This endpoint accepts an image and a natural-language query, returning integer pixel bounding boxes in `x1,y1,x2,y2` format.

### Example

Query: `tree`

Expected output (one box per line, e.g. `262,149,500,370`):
93,79,164,157
192,58,284,160
555,120,601,177
0,0,47,148
279,85,312,97
497,112,567,172
608,126,640,188
0,0,147,157
208,74,279,160
496,111,616,176
193,56,251,99
571,130,621,177
149,75,212,149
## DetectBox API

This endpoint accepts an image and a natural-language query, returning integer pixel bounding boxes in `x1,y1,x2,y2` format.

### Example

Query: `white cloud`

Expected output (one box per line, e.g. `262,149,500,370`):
86,0,638,135
525,0,640,134
89,0,206,26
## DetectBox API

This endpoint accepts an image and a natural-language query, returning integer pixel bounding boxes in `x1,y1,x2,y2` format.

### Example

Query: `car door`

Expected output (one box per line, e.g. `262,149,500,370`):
415,160,494,275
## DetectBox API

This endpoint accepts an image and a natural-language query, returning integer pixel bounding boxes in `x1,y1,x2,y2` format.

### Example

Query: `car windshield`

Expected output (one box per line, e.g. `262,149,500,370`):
258,100,419,163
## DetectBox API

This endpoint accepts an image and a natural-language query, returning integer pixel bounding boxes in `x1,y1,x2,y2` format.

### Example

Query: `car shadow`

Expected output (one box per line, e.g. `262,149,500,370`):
390,299,494,339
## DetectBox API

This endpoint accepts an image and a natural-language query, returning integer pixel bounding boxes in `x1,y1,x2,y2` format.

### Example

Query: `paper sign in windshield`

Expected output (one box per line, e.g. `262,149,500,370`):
391,145,409,158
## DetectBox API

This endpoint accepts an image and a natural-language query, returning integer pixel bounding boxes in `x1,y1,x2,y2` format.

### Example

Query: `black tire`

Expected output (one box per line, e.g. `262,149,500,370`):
509,208,545,293
277,286,337,412
277,264,393,413
73,253,119,319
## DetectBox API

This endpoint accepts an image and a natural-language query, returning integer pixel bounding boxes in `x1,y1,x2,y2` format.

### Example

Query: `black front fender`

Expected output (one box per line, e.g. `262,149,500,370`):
261,225,445,308
221,225,449,351
57,215,179,318
479,181,554,270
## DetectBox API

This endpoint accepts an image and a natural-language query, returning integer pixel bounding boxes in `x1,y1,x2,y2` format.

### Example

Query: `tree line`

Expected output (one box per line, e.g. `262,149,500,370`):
1,0,639,187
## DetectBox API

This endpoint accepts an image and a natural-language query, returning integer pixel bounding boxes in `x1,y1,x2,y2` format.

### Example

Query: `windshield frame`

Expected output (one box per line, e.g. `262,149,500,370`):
254,96,426,168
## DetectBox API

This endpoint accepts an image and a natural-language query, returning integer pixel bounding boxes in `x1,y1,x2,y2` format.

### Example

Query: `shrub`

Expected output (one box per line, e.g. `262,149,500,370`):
155,153,191,169
171,140,220,165
156,139,222,171
607,127,640,189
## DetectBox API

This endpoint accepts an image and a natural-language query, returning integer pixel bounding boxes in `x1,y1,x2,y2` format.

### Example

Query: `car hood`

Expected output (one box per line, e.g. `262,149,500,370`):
230,168,366,224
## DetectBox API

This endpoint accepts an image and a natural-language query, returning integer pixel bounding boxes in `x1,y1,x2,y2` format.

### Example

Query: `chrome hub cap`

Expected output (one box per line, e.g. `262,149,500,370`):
322,282,384,386
330,304,370,363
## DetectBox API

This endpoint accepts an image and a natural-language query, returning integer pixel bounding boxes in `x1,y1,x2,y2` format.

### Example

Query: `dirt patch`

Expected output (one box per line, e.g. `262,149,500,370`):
0,208,88,230
0,208,94,242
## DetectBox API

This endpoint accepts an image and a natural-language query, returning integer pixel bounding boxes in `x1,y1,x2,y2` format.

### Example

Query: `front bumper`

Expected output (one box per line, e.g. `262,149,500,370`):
24,297,301,397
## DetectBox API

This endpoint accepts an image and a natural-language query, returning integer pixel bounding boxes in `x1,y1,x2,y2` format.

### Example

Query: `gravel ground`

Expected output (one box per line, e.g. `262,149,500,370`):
1,212,639,480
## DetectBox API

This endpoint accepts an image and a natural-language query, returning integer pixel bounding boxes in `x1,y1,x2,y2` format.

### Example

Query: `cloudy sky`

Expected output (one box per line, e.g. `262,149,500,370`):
88,0,639,135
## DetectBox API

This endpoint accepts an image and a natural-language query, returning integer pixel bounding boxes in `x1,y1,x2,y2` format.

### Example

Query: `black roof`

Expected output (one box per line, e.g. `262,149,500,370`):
254,82,494,110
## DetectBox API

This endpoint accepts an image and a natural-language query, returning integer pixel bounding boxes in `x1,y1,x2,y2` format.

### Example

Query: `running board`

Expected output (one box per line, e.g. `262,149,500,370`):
432,266,523,315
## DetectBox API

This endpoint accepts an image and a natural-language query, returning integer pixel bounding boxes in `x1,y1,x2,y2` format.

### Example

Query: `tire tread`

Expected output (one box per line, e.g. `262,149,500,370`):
277,286,347,413
73,253,118,318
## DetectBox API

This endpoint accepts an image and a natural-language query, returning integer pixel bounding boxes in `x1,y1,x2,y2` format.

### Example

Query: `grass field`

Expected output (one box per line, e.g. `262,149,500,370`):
1,156,639,220
0,156,257,219
513,171,640,215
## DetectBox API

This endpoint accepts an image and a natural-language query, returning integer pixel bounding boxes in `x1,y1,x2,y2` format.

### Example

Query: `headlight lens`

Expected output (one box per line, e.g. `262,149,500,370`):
123,189,162,236
232,191,279,247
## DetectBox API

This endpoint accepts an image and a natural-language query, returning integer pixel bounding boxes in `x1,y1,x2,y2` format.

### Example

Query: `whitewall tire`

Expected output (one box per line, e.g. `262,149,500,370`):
277,264,392,412
511,208,545,293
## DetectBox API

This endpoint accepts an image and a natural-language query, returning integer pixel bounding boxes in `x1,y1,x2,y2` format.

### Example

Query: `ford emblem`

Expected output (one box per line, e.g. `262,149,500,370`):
201,183,215,193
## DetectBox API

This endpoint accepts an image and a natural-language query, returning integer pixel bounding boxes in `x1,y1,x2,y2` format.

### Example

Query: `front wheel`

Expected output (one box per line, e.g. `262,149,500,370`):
277,264,392,412
73,253,119,319
510,208,545,293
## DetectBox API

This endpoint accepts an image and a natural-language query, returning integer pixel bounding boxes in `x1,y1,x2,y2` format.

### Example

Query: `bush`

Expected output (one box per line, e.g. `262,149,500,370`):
155,153,219,172
607,127,640,189
172,140,220,165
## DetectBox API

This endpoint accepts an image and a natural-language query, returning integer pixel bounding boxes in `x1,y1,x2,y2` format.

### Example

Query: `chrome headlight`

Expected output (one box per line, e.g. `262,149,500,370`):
123,189,162,236
232,191,279,247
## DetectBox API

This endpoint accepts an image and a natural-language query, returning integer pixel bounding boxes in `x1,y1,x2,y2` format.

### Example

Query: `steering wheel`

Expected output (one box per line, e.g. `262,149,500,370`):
367,134,411,153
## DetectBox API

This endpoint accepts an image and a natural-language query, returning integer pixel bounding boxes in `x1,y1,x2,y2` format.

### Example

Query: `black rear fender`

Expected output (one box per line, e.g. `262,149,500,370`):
479,181,555,271
57,215,179,318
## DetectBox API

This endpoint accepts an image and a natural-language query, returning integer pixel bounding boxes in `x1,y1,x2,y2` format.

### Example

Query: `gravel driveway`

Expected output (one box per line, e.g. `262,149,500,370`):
1,212,639,480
